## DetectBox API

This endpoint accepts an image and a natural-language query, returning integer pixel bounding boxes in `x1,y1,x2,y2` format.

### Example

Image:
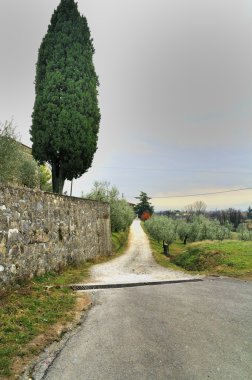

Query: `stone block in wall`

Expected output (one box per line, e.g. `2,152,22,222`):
0,185,112,287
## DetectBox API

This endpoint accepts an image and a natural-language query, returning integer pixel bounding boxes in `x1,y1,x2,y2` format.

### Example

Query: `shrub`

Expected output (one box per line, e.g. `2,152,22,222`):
237,223,252,241
85,181,135,232
110,199,135,233
145,216,177,253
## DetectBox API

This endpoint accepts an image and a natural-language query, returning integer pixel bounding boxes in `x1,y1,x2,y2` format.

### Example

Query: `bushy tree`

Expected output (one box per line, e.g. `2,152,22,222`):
134,191,154,219
177,216,231,244
177,220,191,244
110,199,135,233
0,121,21,184
145,216,177,254
31,0,100,194
84,181,118,202
85,181,135,232
0,121,53,190
18,156,39,188
237,223,252,241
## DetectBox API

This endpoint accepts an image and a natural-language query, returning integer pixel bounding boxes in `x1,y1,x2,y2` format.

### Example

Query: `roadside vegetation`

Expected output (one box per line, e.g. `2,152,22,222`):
112,229,130,255
0,264,92,379
84,181,135,233
0,225,130,379
0,121,52,191
144,214,252,279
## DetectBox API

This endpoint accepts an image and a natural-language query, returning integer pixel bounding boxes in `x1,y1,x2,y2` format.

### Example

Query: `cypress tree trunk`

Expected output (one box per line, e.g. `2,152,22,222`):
52,162,65,195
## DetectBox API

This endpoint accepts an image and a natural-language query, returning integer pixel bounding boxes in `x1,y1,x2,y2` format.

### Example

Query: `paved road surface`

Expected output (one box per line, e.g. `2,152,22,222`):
40,221,252,380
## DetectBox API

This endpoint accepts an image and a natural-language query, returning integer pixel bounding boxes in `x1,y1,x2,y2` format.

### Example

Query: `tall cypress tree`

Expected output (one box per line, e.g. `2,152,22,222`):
30,0,100,194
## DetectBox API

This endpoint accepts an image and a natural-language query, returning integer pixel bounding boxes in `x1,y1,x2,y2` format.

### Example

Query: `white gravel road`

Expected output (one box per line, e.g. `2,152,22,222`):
86,219,198,285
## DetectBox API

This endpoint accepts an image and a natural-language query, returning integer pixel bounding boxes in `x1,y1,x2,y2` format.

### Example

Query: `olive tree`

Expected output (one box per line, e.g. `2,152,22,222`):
177,216,231,244
237,223,252,241
84,181,135,232
145,216,177,254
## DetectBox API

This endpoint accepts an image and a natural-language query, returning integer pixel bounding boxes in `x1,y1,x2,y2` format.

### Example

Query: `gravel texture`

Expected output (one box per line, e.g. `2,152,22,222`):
84,219,200,286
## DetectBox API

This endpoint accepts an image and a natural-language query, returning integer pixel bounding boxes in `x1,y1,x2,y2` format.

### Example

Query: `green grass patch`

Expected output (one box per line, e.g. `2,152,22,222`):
0,262,93,379
171,246,225,272
142,222,252,279
111,228,130,255
176,240,252,278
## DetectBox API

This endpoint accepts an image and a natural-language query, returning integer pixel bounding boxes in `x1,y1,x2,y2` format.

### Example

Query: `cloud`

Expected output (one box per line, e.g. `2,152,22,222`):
1,0,252,210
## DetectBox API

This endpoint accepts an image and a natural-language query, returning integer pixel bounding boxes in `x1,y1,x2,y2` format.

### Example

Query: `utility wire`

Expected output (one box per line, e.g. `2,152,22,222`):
97,166,252,175
130,187,252,199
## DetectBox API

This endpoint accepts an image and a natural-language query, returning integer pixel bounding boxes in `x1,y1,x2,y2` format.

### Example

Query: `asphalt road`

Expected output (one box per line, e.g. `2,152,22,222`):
43,278,252,380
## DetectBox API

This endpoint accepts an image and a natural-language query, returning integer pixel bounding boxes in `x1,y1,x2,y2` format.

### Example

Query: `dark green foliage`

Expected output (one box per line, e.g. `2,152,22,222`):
31,0,100,194
18,157,39,189
134,191,154,218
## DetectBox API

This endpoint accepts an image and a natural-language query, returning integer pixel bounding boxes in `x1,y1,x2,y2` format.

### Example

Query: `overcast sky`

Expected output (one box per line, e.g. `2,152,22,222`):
1,0,252,210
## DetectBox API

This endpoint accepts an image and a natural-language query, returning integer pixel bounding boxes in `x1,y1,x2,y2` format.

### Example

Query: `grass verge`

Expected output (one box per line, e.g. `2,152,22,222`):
143,222,252,279
0,263,92,379
112,228,130,255
172,240,252,279
0,229,130,379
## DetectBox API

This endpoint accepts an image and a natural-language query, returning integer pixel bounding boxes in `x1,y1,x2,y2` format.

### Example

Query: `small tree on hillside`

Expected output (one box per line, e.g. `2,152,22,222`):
134,191,154,219
145,216,177,255
0,121,52,190
0,121,21,184
237,223,252,241
85,181,135,232
31,0,100,194
18,156,39,188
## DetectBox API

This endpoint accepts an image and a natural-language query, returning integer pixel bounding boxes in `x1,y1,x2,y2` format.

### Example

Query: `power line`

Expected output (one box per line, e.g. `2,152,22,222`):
97,166,252,175
131,187,252,199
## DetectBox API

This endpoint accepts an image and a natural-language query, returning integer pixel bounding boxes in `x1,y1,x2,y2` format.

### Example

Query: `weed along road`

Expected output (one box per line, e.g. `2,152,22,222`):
40,220,252,380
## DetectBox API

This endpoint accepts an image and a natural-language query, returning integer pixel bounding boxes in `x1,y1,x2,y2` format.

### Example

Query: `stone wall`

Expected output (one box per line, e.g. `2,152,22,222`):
0,185,112,287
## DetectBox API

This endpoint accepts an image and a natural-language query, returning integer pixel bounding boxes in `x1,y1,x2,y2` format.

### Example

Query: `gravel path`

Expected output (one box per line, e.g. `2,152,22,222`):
86,219,199,285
